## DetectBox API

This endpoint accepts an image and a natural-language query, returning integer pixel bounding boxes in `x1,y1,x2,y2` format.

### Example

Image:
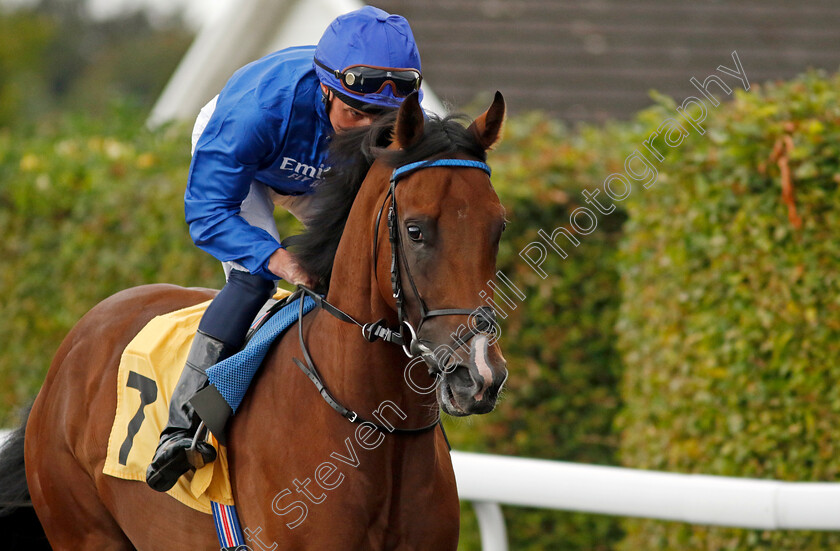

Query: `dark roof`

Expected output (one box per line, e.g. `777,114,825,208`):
374,0,840,121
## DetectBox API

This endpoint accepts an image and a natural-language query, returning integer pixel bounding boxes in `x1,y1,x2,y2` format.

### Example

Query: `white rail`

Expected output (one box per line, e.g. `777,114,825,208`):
5,431,839,550
452,451,840,550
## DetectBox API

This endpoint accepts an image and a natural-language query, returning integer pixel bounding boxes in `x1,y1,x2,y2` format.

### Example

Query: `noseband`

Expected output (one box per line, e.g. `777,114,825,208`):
291,157,497,435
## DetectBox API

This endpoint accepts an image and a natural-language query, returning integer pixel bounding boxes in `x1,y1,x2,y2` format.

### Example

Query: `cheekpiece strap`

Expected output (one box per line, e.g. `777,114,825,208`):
390,159,492,183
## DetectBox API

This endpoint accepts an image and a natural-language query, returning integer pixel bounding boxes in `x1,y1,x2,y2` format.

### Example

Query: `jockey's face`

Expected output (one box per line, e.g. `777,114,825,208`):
321,84,379,133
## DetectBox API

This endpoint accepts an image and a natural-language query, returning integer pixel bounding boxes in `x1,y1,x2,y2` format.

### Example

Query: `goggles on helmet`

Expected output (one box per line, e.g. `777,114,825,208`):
314,58,422,98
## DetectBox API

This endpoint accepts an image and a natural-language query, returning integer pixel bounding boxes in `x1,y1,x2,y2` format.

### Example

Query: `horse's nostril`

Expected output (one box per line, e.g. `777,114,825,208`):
447,364,475,389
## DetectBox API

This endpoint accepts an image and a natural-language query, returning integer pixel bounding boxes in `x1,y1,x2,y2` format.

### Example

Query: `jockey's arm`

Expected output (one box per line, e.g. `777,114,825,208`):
267,247,316,287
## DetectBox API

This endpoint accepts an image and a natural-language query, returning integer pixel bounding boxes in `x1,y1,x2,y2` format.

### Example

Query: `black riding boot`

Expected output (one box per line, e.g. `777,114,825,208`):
145,330,235,492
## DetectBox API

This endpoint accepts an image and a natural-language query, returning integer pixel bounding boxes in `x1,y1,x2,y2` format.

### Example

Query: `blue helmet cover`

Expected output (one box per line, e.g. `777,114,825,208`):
315,6,423,109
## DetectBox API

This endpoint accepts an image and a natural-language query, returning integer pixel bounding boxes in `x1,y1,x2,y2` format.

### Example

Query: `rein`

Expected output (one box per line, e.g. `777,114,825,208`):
291,289,439,435
291,158,495,437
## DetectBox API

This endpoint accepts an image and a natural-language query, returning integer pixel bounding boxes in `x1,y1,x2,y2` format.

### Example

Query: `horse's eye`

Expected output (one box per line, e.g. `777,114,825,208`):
406,224,423,242
502,221,507,232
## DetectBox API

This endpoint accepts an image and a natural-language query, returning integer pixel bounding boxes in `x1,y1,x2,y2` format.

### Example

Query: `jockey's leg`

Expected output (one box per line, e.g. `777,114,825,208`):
145,269,275,492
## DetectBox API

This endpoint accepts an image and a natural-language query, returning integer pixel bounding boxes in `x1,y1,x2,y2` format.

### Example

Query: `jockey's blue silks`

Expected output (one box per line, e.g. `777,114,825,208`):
186,7,422,281
185,46,331,280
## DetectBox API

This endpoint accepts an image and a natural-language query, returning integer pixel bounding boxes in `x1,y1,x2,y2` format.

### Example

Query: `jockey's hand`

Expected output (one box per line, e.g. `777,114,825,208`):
268,247,318,288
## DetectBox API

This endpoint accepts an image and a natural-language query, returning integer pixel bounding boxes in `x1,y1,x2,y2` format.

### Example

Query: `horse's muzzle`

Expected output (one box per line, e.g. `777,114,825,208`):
438,334,507,416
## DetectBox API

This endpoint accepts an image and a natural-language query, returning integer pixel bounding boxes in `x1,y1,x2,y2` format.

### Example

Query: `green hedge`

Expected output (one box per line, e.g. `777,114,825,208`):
447,114,634,550
0,109,224,424
616,70,840,549
0,109,308,426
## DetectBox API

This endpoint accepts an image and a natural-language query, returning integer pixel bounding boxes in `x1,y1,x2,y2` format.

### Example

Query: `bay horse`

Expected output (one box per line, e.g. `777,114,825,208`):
6,91,508,549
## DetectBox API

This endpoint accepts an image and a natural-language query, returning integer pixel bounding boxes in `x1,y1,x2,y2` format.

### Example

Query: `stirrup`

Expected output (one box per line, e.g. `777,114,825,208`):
186,422,213,470
146,426,217,492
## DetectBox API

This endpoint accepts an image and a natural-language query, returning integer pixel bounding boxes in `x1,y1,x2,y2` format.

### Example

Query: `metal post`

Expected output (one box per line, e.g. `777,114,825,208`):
472,501,508,551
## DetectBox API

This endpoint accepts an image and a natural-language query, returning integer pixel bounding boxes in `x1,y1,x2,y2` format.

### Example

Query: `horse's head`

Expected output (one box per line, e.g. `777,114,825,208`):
375,92,509,417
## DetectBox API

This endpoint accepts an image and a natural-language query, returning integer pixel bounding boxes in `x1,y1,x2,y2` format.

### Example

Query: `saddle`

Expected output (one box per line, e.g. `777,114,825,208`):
103,288,301,513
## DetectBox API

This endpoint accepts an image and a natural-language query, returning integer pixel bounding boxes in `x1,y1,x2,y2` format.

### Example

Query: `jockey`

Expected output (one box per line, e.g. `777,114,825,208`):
146,6,423,492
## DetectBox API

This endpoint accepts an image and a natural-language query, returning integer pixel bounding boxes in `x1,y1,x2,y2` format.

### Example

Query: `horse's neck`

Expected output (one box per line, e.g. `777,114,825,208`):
322,163,393,322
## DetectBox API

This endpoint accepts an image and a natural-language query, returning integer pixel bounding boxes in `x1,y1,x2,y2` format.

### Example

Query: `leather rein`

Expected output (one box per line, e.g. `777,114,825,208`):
291,158,496,436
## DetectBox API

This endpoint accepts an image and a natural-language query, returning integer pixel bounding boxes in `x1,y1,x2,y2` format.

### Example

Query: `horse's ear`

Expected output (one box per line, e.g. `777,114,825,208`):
393,92,425,149
469,91,505,150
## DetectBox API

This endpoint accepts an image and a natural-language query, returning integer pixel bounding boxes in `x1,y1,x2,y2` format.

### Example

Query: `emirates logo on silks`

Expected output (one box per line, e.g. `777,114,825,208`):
278,156,327,182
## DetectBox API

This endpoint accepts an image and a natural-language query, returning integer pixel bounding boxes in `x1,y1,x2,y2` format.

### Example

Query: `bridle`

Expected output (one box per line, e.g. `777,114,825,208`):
291,157,498,435
372,158,498,373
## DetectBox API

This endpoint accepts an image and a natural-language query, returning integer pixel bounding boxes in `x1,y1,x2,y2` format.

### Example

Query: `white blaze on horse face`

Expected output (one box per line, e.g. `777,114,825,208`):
471,334,494,402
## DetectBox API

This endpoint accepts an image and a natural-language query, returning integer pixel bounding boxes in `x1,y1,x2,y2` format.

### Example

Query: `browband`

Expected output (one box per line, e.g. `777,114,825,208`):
390,159,491,183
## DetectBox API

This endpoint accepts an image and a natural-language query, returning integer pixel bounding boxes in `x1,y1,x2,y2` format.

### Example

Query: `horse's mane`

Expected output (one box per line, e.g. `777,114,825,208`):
283,111,488,291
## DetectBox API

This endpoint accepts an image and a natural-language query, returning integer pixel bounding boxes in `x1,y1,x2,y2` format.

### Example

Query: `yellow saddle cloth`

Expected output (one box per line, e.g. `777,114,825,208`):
103,289,292,514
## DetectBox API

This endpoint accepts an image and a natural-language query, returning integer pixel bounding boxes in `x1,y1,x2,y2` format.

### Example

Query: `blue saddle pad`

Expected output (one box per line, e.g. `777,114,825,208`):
206,295,316,413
